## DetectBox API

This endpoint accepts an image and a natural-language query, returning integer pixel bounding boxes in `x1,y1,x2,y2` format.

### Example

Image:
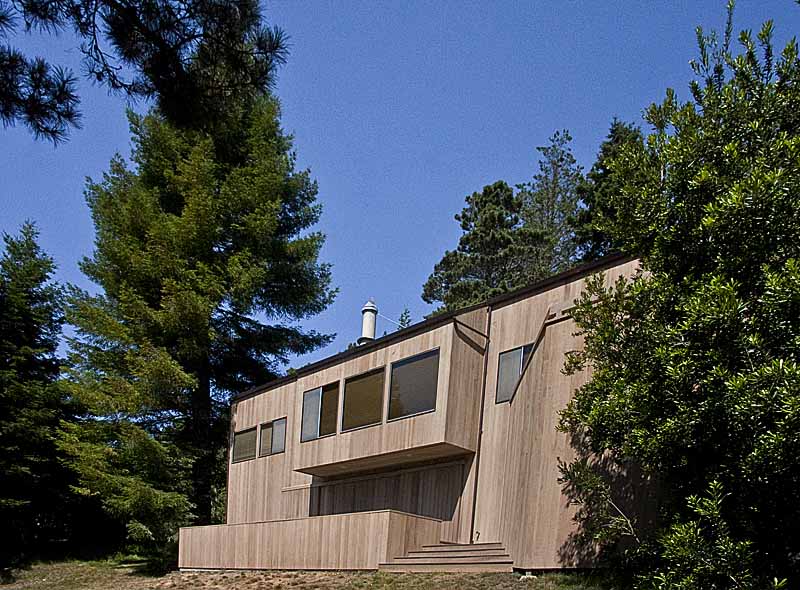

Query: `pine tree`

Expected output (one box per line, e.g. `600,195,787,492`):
62,96,335,558
0,223,71,568
397,308,412,329
517,130,583,275
0,0,287,142
422,181,543,313
573,119,645,262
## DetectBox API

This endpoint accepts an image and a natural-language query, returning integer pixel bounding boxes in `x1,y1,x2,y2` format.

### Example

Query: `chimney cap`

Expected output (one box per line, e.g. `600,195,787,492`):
361,299,377,313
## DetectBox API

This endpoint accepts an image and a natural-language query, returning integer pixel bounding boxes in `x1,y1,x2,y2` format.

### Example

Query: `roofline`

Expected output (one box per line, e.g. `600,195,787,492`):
232,251,636,404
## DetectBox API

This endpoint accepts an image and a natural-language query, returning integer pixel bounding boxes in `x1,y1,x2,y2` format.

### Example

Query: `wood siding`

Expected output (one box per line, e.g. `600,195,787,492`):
472,259,639,568
183,256,642,571
179,510,441,570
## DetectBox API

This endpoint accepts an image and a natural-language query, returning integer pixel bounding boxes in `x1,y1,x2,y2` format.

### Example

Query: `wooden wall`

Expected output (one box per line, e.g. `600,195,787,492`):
179,510,441,570
226,316,485,540
472,259,639,568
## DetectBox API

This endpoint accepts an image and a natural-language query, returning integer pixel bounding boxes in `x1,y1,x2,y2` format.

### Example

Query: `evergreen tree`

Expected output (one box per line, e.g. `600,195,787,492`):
560,9,800,587
0,223,71,568
517,129,583,275
423,134,582,313
397,307,412,329
422,181,543,313
573,119,645,262
62,96,335,559
0,0,287,142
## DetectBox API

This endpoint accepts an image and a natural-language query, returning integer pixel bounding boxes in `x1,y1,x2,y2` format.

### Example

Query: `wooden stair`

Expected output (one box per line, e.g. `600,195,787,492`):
378,542,513,573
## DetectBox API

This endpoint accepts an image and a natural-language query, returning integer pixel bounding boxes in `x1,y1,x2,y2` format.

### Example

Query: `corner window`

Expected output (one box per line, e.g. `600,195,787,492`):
232,427,257,463
342,367,385,431
259,417,286,457
496,343,533,403
388,349,440,420
301,382,339,442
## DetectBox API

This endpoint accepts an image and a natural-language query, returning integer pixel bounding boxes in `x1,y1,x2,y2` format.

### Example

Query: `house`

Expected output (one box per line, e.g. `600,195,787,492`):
178,254,639,572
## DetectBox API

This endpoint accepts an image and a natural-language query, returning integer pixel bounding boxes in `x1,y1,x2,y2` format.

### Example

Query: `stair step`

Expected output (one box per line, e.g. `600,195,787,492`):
390,555,512,564
420,542,504,551
406,549,510,559
378,562,513,573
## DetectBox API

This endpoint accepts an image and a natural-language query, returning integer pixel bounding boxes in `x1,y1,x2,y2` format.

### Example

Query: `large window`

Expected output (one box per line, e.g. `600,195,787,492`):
301,382,339,442
232,427,257,463
342,367,385,431
388,349,440,420
259,417,286,457
496,343,533,403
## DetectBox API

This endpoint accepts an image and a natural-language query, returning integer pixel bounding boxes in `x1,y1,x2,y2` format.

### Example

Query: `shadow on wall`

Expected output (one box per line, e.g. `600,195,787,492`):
557,432,661,568
307,458,472,522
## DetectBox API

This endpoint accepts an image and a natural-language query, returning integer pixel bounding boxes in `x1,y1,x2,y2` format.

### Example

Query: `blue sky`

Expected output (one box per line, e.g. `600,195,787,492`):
2,1,798,368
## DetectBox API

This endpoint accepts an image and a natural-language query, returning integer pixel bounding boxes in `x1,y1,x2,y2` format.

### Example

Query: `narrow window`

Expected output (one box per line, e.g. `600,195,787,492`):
259,417,287,456
388,349,440,420
301,382,339,442
496,343,533,403
342,367,385,431
271,417,286,454
232,427,257,463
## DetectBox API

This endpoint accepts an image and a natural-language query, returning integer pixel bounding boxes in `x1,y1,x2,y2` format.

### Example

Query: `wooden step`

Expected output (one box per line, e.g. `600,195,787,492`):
420,542,504,551
378,561,514,573
378,541,514,573
406,548,510,559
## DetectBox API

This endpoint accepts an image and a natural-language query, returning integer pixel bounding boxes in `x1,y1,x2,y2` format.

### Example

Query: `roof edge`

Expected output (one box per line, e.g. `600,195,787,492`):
232,251,636,404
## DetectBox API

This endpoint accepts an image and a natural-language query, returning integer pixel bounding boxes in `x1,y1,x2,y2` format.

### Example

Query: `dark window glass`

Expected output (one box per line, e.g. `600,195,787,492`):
342,368,385,431
496,342,534,403
301,382,339,442
319,382,339,437
232,427,257,462
259,422,273,456
388,349,440,420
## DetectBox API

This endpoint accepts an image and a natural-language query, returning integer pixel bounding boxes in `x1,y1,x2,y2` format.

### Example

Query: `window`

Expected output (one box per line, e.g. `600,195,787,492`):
496,343,533,403
232,427,257,462
342,367,385,431
301,382,339,442
259,417,286,456
388,349,440,420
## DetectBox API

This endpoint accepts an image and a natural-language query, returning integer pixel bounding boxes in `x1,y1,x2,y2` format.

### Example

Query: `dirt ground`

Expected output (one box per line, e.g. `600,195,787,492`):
6,561,618,590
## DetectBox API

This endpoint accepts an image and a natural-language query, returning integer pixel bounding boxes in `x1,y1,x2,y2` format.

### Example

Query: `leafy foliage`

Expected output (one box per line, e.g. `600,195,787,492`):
423,132,582,312
0,0,287,142
560,6,800,586
62,96,335,558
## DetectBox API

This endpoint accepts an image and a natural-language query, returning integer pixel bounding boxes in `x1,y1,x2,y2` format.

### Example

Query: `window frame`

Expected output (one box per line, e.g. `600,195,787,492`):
300,381,340,443
340,366,386,433
386,347,441,423
495,343,534,404
258,417,287,457
231,426,258,464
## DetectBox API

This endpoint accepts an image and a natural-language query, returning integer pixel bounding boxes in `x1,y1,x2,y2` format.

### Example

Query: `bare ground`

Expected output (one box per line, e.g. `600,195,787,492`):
5,561,620,590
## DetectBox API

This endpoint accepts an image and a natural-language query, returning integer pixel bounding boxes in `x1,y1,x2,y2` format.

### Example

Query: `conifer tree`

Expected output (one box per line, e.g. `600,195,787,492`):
0,0,287,142
574,120,645,262
422,181,544,312
517,130,583,275
423,133,582,313
0,223,72,568
62,96,335,557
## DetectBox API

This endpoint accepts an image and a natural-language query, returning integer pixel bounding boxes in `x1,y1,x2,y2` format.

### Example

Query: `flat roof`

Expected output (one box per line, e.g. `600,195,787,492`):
232,252,636,403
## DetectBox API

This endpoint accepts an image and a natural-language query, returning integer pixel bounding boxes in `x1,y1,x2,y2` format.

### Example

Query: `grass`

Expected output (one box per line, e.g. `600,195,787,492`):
5,561,625,590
